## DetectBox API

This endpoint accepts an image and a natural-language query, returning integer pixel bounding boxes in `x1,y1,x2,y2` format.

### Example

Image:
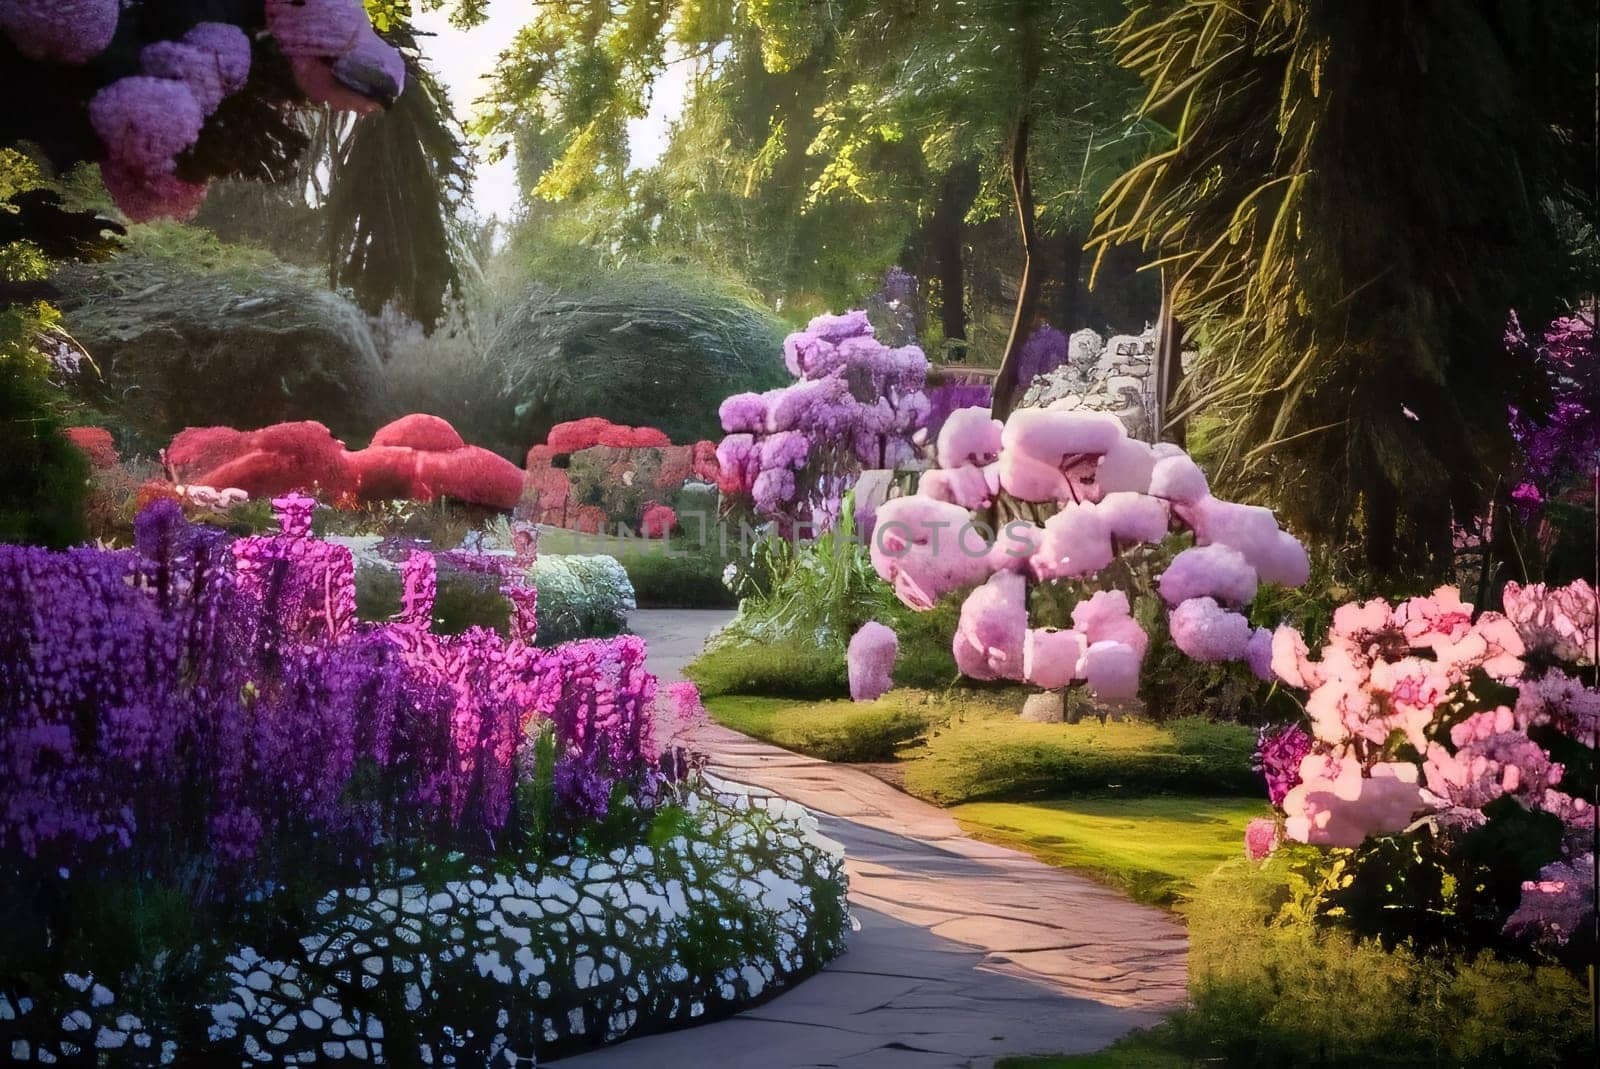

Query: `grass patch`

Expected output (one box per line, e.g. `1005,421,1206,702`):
705,694,940,763
998,1028,1195,1068
952,797,1266,907
689,637,850,699
906,712,1258,804
704,688,1259,803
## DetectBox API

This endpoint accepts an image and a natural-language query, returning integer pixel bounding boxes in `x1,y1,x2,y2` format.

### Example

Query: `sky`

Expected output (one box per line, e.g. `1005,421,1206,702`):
412,9,692,223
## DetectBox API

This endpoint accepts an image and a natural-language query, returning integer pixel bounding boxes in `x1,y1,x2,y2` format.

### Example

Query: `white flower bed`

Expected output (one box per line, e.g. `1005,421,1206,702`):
1,781,848,1066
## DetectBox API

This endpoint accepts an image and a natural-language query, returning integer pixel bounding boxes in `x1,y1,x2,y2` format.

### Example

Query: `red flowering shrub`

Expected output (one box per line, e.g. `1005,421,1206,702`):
166,425,251,477
168,421,348,497
523,419,718,531
166,415,524,509
370,413,465,453
345,445,426,501
572,505,609,534
418,447,524,510
134,478,182,512
63,426,118,468
524,466,572,527
641,503,676,538
546,417,672,453
691,440,720,484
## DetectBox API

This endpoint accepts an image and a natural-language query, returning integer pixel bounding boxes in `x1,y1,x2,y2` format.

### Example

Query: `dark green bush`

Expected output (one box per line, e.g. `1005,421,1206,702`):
355,562,511,636
624,544,738,609
487,266,789,451
688,638,850,699
53,224,390,449
0,342,88,549
706,695,939,763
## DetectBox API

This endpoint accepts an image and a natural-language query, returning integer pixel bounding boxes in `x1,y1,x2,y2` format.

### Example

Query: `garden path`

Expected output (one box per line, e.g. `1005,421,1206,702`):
551,610,1187,1068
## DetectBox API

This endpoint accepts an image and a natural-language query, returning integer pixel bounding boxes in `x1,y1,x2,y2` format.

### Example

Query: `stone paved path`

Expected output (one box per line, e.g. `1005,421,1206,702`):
551,611,1187,1068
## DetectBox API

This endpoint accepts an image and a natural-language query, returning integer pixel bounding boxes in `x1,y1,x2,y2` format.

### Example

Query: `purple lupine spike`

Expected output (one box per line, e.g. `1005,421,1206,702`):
271,491,317,538
399,550,437,628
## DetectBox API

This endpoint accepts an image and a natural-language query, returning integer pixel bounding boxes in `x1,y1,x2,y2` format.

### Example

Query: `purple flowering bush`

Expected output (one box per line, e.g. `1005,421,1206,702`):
1,497,665,994
717,309,931,530
1508,309,1599,512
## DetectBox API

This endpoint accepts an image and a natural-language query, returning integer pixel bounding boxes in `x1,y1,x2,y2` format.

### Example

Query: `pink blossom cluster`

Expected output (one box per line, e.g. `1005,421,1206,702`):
847,621,899,702
1258,580,1597,948
718,310,930,529
267,0,406,115
870,405,1308,701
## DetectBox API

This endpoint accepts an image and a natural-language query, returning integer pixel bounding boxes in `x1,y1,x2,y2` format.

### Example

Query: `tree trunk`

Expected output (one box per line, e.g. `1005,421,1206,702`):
931,162,977,348
1153,266,1187,446
991,114,1041,422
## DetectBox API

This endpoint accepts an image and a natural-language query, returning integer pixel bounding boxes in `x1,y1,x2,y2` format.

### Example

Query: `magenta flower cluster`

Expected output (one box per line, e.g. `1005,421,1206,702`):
1507,309,1598,513
717,310,931,529
0,500,662,884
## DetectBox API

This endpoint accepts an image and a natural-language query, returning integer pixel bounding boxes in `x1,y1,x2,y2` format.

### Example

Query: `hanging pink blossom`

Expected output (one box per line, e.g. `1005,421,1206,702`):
1158,544,1258,608
847,621,899,701
1281,753,1425,848
952,571,1027,681
1169,597,1253,663
1023,628,1086,690
1244,817,1278,861
936,407,1004,468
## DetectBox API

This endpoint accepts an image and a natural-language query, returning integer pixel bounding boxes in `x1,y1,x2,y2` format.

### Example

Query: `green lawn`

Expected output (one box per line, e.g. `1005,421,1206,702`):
952,796,1267,907
705,691,1264,906
997,1030,1197,1068
704,689,1258,803
705,694,941,763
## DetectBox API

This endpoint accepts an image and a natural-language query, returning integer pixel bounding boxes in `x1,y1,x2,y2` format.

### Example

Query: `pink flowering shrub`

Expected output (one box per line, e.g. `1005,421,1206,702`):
1250,580,1596,961
870,404,1308,703
717,309,930,530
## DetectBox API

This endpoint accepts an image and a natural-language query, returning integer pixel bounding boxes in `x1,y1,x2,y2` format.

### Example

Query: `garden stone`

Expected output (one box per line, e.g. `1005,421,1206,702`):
1020,690,1066,723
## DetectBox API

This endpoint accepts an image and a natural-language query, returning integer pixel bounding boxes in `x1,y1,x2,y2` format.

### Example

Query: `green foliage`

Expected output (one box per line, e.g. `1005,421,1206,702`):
355,562,511,635
906,712,1259,805
0,321,89,548
486,264,788,451
323,40,474,328
527,554,636,645
997,1029,1195,1069
688,636,850,700
1093,0,1594,570
0,149,113,547
952,796,1267,907
53,224,390,448
705,694,938,763
1170,856,1595,1067
623,544,739,610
